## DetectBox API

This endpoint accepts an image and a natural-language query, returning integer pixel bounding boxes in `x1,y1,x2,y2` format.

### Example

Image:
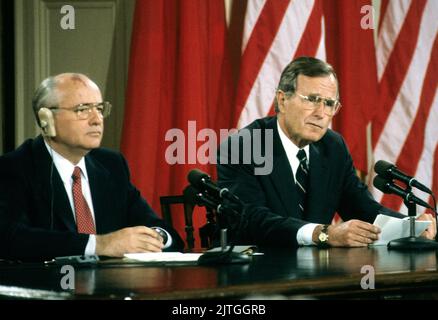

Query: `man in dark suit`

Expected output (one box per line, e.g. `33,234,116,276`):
0,73,184,261
217,57,435,248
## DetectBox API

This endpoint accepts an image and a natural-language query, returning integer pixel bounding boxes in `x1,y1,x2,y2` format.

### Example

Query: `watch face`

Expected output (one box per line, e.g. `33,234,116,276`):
319,233,328,242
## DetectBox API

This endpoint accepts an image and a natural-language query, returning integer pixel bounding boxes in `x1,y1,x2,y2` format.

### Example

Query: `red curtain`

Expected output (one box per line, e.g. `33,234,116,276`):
122,0,234,247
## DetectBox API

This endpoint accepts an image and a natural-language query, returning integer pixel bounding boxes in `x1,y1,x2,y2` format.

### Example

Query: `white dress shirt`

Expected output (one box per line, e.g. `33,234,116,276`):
277,120,318,245
44,141,172,255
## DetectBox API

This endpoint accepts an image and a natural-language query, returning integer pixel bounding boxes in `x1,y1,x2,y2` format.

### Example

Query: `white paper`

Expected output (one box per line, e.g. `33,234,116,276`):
123,252,202,262
371,214,431,246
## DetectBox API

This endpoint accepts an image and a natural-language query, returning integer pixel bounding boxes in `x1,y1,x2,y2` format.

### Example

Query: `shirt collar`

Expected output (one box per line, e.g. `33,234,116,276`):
277,119,310,162
44,140,89,184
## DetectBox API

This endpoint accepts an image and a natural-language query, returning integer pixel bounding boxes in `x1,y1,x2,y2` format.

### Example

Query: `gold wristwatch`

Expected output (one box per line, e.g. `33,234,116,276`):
318,224,330,248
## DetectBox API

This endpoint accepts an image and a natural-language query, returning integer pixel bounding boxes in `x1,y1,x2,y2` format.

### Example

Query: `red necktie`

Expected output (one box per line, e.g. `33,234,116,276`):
72,166,96,234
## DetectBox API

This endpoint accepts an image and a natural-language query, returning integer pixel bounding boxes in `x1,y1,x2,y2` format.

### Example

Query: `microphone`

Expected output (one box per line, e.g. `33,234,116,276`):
183,185,220,210
374,160,432,194
187,169,241,204
185,171,250,265
373,175,432,209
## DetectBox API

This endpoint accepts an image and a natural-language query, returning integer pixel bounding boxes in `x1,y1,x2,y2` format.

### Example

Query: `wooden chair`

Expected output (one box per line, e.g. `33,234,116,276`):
160,195,195,251
160,192,217,251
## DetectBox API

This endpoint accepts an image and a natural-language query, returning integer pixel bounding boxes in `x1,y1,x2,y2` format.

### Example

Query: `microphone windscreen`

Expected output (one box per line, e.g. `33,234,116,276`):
374,160,393,177
187,169,209,188
373,175,389,193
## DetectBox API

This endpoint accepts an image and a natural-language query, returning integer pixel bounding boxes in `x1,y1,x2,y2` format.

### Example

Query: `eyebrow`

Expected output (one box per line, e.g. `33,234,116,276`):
307,93,337,100
76,102,104,106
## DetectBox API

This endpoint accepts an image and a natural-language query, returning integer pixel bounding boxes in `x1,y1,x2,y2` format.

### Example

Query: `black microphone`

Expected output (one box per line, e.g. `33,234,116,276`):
187,169,240,204
374,160,432,194
373,175,432,209
183,185,220,210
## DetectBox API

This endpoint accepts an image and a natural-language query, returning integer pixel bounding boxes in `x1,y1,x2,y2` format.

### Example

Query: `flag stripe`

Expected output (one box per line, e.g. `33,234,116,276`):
241,0,267,52
377,0,390,35
376,0,411,80
266,2,324,115
411,94,438,216
314,17,326,61
373,1,438,152
294,1,323,58
429,143,438,210
373,0,427,147
380,34,438,211
373,1,437,203
237,0,315,128
374,0,437,168
234,0,292,126
399,91,438,215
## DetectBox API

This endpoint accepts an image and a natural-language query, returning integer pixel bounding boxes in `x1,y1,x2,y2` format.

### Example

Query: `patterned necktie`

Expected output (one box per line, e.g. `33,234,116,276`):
296,149,309,217
72,166,96,234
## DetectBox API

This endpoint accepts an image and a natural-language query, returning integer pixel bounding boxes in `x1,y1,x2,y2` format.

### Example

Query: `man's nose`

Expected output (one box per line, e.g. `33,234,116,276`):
88,107,103,124
312,101,325,117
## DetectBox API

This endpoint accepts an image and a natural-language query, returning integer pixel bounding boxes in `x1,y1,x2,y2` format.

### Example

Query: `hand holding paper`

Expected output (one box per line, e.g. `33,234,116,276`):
416,213,437,240
371,214,431,246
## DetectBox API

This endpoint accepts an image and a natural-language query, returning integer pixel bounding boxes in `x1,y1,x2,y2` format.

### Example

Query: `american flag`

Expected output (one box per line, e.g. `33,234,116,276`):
371,0,437,215
233,0,437,215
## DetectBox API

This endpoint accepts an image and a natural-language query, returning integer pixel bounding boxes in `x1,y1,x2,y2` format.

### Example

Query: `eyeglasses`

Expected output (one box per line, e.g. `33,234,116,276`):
49,102,112,120
296,93,341,116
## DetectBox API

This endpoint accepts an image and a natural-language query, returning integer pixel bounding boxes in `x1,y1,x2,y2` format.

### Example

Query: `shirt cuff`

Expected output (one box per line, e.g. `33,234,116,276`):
153,227,173,249
85,234,96,255
296,223,319,246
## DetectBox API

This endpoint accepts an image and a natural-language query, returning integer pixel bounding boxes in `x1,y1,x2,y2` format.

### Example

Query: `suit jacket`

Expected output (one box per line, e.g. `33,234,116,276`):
217,116,401,247
0,135,184,261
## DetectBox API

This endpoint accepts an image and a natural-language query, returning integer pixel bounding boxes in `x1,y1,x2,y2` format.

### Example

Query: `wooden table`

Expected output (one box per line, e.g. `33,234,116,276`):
1,246,438,299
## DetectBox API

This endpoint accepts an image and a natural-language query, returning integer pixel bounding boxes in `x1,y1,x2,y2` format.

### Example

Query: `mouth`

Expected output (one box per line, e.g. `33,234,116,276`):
306,123,323,129
87,131,102,136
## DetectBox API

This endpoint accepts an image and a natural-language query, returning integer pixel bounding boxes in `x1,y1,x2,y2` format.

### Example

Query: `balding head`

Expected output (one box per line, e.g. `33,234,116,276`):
32,73,104,163
32,73,100,126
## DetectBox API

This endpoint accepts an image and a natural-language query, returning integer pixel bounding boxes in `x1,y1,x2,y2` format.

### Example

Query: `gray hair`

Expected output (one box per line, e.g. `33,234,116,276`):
32,73,92,127
274,56,339,112
32,77,58,127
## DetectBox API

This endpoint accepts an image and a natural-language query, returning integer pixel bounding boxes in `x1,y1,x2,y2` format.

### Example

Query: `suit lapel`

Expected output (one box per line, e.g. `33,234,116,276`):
31,136,77,231
307,141,329,221
85,154,111,233
268,119,299,218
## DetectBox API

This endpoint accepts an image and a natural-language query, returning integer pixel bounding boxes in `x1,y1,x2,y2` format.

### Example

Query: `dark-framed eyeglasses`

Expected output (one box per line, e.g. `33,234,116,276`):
49,102,112,120
296,93,341,116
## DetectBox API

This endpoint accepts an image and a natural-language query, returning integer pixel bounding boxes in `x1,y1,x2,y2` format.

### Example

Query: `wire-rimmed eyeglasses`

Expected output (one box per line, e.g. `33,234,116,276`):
296,93,341,116
49,102,112,120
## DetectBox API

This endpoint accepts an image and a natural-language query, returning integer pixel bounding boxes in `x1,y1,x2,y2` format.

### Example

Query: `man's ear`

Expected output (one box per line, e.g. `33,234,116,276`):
276,90,287,113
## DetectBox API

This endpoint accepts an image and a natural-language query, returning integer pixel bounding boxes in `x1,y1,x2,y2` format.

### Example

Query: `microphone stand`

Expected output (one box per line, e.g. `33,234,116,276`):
388,186,438,250
184,178,252,265
197,201,251,266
